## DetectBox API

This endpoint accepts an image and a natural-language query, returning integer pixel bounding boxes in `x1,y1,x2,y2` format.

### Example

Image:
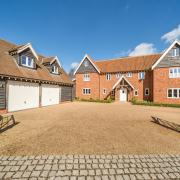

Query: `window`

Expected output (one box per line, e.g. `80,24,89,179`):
21,55,34,68
106,73,111,80
83,74,90,81
126,72,132,77
145,88,149,96
169,68,180,78
134,90,138,96
103,88,106,94
116,73,121,79
138,72,145,80
167,88,180,98
52,65,58,74
84,60,89,67
83,88,91,95
172,48,180,57
111,90,115,96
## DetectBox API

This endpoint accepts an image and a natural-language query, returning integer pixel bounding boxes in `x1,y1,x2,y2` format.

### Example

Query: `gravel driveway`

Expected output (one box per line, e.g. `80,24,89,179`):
0,102,180,155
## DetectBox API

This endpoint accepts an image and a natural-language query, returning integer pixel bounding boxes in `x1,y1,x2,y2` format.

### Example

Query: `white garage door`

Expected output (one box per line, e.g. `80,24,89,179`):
7,81,39,112
41,84,60,106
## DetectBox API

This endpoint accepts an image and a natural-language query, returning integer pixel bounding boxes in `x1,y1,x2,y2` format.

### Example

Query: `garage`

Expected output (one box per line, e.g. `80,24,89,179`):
7,81,39,112
41,84,60,106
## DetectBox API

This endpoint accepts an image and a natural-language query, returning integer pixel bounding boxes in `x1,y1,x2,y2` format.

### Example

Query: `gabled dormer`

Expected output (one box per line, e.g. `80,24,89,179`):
42,56,62,75
9,43,38,69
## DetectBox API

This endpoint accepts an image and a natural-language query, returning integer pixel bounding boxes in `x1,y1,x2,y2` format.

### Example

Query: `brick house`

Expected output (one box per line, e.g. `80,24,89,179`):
0,39,73,113
74,40,180,104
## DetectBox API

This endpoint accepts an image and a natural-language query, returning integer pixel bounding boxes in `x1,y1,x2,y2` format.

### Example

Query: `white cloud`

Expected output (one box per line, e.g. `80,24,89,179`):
70,62,79,69
161,25,180,43
129,43,156,56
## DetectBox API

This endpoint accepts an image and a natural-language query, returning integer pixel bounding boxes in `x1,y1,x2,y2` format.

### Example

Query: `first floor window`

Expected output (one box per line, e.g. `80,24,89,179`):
169,68,180,78
21,55,34,68
134,90,138,96
106,73,111,80
167,88,180,98
83,74,90,81
116,73,121,79
126,72,132,77
138,72,145,80
83,88,91,95
145,88,149,96
103,88,106,94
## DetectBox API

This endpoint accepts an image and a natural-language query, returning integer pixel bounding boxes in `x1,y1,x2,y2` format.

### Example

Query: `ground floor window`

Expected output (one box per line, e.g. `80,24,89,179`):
167,88,180,98
145,88,149,96
134,90,138,96
103,88,106,94
83,88,91,95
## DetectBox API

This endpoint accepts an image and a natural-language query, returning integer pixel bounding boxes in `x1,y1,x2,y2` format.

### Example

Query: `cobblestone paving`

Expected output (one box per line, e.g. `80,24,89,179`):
0,154,180,179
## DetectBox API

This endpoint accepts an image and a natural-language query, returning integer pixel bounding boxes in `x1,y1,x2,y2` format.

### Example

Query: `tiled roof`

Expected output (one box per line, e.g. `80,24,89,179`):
42,57,55,64
0,39,72,85
94,54,162,73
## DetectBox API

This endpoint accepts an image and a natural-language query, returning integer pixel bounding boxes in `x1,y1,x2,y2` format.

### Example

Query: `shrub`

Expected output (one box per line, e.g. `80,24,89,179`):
75,98,114,103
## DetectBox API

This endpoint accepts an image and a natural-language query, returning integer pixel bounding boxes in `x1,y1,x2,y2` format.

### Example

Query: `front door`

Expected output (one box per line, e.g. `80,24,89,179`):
120,88,127,101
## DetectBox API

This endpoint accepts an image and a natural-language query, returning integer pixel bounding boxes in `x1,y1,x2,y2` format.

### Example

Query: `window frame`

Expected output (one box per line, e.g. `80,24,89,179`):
106,73,111,81
172,48,180,57
116,73,121,79
82,88,91,95
145,88,149,96
134,90,138,96
21,55,34,68
167,88,180,98
52,65,59,74
103,88,107,94
83,74,90,81
169,68,180,78
126,72,132,77
138,72,145,80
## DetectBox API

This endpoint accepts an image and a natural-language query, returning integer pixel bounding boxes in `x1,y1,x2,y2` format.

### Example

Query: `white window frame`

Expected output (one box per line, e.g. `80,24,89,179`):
82,88,91,95
106,73,111,80
52,65,58,74
21,55,34,68
145,88,149,96
172,48,180,57
138,72,145,80
167,88,180,98
169,68,180,78
84,60,89,67
116,73,121,79
126,72,132,77
103,88,107,94
83,74,90,81
134,90,138,96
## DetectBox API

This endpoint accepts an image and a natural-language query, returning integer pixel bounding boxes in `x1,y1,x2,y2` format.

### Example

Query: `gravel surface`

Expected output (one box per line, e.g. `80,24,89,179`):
0,102,180,155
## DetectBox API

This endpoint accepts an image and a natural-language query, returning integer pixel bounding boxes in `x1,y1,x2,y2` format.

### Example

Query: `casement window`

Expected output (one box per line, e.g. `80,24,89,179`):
83,74,90,81
106,73,111,80
21,55,34,68
126,72,132,77
52,65,58,74
171,48,180,57
169,68,180,78
83,88,91,95
111,90,115,96
103,88,107,94
167,88,180,98
145,88,149,96
116,73,121,79
138,72,145,80
134,90,138,96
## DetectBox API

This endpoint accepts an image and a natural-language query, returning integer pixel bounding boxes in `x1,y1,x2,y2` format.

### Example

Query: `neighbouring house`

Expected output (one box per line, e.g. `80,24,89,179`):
74,40,180,104
0,39,73,113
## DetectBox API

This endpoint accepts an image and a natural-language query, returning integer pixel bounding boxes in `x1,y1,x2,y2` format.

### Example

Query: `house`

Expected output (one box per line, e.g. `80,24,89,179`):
0,39,73,113
74,40,180,104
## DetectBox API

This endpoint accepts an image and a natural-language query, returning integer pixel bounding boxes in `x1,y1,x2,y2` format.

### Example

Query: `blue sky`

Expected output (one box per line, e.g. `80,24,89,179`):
1,0,180,72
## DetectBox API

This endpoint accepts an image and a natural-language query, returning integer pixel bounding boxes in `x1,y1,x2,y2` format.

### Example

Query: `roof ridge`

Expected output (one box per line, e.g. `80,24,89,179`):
94,53,162,63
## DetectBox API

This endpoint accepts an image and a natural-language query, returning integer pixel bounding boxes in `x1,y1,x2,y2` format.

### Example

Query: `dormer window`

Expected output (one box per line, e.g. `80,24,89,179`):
21,55,34,68
172,48,180,57
52,65,58,74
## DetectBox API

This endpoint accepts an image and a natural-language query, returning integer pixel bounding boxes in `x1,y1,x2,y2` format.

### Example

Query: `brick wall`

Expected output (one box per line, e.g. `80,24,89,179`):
153,67,180,104
75,73,100,99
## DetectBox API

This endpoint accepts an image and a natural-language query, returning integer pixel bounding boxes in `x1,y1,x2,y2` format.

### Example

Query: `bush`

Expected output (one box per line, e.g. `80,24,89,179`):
75,98,114,103
131,100,180,108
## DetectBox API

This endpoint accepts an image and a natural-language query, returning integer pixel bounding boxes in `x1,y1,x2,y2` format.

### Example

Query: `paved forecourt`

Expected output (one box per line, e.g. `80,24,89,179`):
0,154,180,179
